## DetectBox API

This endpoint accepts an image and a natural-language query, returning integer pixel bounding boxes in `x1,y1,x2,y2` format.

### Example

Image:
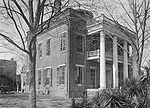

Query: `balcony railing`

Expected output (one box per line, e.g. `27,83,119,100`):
87,50,100,60
87,50,132,63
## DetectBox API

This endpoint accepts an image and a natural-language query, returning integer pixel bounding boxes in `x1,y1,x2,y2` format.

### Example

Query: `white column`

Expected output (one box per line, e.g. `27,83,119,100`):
100,31,106,88
113,36,118,88
123,41,128,80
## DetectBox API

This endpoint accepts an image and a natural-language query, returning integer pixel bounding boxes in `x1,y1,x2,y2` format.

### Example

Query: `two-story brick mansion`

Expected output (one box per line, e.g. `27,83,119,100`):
21,8,137,98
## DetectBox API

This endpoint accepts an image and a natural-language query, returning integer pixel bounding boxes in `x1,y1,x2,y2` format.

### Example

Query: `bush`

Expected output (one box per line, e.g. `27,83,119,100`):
71,73,150,108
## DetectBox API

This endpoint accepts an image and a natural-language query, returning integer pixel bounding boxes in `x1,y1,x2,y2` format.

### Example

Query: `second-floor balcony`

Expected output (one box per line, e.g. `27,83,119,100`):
87,50,100,60
87,49,132,64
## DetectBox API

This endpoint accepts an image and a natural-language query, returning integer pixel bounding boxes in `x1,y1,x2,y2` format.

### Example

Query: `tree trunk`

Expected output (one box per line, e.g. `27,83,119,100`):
29,56,37,108
29,33,37,108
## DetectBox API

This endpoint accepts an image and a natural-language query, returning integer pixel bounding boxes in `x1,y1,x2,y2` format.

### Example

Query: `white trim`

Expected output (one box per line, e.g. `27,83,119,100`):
59,31,67,36
76,64,85,67
88,29,101,35
44,66,51,69
58,63,66,67
37,41,43,44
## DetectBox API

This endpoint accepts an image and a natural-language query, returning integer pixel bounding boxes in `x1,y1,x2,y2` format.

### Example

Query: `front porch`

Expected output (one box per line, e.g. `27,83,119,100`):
85,31,133,96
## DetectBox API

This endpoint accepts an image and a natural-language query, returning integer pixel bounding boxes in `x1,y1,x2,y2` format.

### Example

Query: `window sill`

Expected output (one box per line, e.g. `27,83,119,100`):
60,51,66,53
75,84,83,86
45,85,52,87
57,84,65,87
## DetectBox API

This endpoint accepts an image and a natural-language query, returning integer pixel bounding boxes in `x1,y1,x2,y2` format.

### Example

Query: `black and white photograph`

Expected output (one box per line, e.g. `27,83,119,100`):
0,0,150,108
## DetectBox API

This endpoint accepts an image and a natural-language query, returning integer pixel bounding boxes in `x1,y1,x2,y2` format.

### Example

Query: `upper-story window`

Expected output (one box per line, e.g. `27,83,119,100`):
44,67,52,86
46,39,51,56
38,43,42,58
37,70,42,86
60,32,66,52
75,65,84,85
76,35,84,53
57,65,65,85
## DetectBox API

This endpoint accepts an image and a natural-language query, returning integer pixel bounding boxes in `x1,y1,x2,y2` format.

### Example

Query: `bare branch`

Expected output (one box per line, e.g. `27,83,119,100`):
20,0,29,9
0,32,29,54
10,0,32,30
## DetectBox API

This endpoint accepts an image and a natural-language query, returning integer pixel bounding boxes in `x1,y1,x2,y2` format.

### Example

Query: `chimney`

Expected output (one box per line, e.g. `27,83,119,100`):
53,0,61,14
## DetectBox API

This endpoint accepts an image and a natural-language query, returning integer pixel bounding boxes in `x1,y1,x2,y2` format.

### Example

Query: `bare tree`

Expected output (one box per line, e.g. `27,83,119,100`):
0,0,70,108
103,0,150,76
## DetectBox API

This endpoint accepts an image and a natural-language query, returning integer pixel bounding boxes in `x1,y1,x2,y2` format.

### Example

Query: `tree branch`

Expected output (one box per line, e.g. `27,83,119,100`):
0,33,29,54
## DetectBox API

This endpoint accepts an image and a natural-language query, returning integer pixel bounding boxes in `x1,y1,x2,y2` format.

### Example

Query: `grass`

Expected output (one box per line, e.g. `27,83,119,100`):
0,93,72,108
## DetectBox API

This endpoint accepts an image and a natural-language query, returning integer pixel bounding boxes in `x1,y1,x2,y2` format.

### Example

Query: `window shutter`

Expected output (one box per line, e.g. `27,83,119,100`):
43,70,46,86
50,68,52,86
75,67,78,84
57,68,59,85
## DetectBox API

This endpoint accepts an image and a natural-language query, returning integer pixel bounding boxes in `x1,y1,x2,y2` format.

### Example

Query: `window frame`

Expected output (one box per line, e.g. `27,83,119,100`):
44,67,52,86
46,39,51,56
60,32,67,52
76,35,85,54
57,64,66,86
75,64,85,86
37,42,43,58
37,69,42,86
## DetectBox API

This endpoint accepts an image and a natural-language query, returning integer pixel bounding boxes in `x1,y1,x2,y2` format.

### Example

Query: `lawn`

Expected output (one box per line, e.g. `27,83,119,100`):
0,93,72,108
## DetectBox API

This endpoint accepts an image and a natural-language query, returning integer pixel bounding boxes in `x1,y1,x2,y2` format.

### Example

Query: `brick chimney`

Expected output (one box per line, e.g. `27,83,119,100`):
53,0,61,14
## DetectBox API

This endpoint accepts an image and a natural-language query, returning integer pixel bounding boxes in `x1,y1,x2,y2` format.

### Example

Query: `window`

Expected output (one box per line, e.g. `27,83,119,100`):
38,70,42,85
76,35,84,53
75,65,84,85
60,32,66,52
46,39,51,56
44,68,52,86
38,43,42,58
57,65,65,85
90,67,96,87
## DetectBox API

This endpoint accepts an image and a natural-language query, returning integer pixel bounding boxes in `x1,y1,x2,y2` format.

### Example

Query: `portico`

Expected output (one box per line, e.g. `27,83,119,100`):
86,15,134,91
